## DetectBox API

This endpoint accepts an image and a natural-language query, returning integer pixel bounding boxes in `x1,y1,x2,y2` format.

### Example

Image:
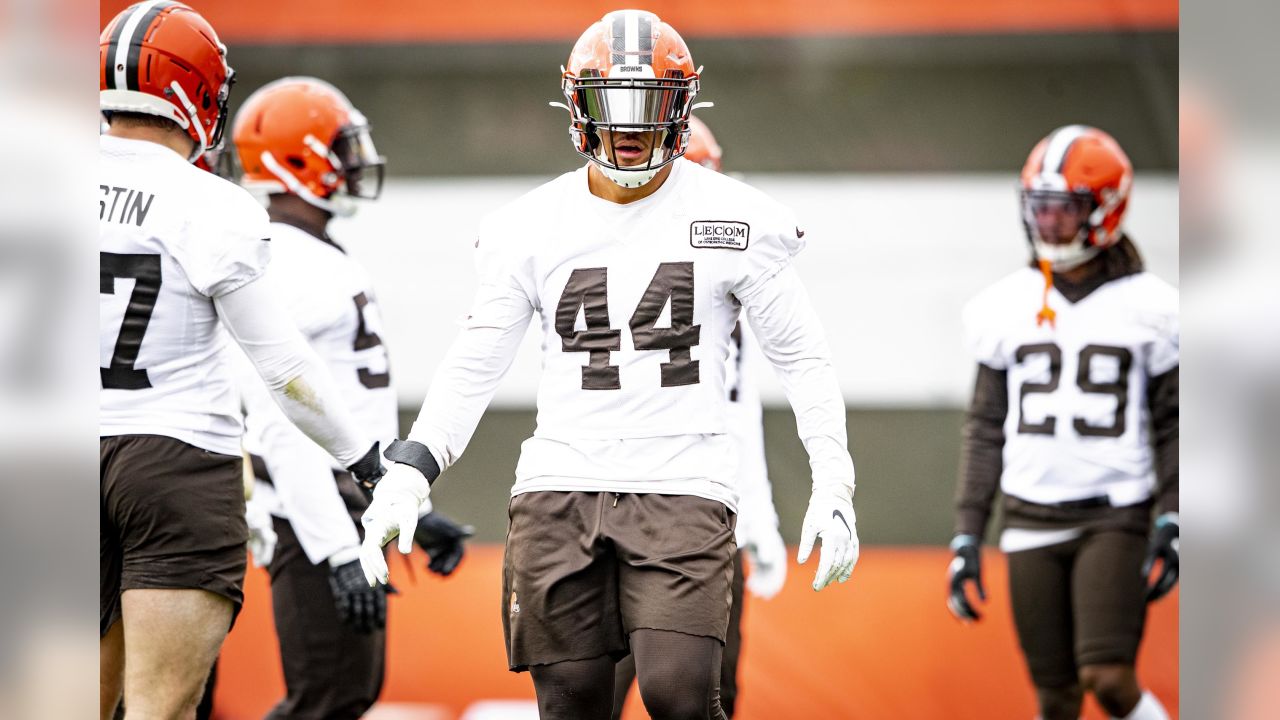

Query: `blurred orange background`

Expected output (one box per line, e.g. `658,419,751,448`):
216,546,1177,719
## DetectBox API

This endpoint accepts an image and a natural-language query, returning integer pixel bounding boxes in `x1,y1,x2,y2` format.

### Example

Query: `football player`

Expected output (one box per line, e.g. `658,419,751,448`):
609,115,788,720
229,77,472,719
358,10,859,720
99,4,385,719
946,126,1178,720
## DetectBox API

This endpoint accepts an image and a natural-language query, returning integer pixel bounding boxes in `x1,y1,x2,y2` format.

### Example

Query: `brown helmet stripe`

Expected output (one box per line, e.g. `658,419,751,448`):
124,1,178,91
636,14,653,64
610,12,626,65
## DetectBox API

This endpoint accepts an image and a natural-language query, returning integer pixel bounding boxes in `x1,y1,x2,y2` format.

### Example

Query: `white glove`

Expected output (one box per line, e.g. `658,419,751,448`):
359,462,431,586
797,487,859,591
742,522,788,600
245,499,278,568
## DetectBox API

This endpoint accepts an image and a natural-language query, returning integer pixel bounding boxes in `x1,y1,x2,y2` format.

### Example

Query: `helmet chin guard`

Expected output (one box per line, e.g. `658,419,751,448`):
599,164,663,188
1032,235,1100,271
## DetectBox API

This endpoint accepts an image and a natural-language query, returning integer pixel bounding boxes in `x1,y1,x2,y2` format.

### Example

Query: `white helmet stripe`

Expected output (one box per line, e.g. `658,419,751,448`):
112,0,168,92
624,11,640,56
1041,124,1090,176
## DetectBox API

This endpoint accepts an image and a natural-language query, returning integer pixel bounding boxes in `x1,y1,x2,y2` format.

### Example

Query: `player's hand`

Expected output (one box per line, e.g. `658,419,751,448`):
947,534,986,622
359,463,430,586
1142,513,1179,602
244,500,277,568
743,522,788,600
329,557,387,633
797,487,858,591
414,511,474,576
347,441,387,499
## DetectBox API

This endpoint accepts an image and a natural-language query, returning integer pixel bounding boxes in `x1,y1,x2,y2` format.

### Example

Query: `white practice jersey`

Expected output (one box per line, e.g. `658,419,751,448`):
408,159,854,509
238,222,399,564
963,267,1179,508
99,135,270,456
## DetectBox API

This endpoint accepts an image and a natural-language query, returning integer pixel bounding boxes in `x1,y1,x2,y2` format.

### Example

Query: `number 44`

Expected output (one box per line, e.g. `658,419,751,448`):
555,262,702,390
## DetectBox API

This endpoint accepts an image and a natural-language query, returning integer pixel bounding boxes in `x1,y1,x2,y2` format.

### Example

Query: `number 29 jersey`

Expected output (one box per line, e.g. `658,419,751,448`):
99,135,270,455
963,267,1179,507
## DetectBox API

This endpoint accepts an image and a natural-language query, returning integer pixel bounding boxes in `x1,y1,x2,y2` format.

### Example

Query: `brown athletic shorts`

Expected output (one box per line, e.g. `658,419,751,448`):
501,491,737,672
1007,529,1149,688
100,434,248,637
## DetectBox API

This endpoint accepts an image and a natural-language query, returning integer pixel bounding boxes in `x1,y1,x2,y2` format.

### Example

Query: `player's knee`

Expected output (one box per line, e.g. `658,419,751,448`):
639,691,708,720
1034,684,1083,720
637,674,716,720
1079,664,1140,717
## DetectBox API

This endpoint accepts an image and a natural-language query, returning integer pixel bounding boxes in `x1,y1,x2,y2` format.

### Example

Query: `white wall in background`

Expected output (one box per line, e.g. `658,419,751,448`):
330,173,1176,408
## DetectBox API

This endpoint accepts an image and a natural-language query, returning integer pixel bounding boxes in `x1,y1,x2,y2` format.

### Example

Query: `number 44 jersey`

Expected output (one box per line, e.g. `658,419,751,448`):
963,264,1179,508
99,135,270,455
409,158,854,509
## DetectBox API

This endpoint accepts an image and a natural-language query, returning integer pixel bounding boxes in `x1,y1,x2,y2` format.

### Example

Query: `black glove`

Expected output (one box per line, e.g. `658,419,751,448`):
1142,513,1179,603
947,534,986,622
347,441,387,500
329,559,387,633
413,511,474,576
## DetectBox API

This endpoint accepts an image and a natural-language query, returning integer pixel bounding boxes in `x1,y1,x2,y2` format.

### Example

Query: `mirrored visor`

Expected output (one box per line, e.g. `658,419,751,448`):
572,76,689,130
1021,189,1093,217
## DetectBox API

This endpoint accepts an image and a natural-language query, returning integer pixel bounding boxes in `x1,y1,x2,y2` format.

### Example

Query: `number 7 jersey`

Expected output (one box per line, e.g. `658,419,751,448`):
99,135,271,455
963,265,1179,506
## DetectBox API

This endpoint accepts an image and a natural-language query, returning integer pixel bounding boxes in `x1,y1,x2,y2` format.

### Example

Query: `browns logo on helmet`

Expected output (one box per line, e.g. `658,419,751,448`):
1019,125,1133,271
555,10,703,189
232,77,386,217
99,1,234,162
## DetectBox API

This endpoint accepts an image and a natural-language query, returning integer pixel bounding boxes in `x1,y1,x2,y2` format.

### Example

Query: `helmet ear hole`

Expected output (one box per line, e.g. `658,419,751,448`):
285,155,306,170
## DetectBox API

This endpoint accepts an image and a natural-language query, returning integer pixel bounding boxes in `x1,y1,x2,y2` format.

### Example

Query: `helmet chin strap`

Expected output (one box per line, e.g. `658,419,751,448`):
260,151,358,217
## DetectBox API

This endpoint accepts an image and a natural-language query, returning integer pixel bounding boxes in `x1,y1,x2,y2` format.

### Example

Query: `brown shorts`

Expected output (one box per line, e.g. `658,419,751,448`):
100,434,248,637
501,491,737,672
1007,529,1149,688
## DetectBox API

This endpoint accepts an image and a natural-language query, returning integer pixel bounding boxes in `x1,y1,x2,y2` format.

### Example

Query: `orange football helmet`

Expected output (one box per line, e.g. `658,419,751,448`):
1019,125,1133,270
99,1,234,162
232,77,385,216
558,9,701,188
684,115,722,172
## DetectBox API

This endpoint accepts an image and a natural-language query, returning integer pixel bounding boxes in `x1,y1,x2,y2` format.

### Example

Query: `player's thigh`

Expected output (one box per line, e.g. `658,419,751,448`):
530,654,618,720
503,491,625,671
1071,530,1148,669
120,588,232,711
631,628,725,720
613,494,736,643
1007,540,1080,689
